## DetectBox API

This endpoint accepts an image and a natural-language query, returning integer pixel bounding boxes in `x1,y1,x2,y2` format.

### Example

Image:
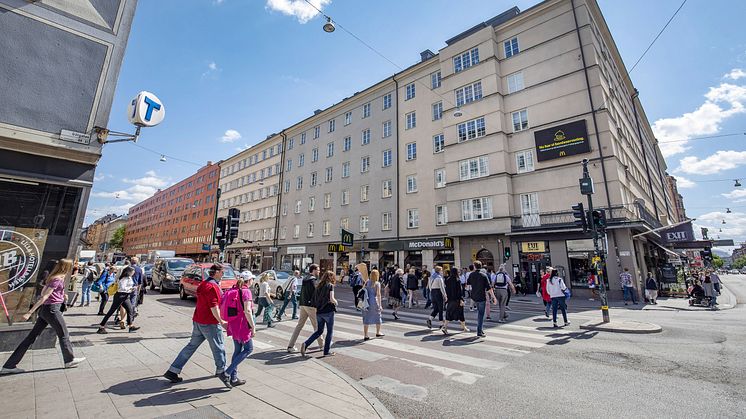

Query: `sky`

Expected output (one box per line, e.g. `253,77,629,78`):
87,0,746,255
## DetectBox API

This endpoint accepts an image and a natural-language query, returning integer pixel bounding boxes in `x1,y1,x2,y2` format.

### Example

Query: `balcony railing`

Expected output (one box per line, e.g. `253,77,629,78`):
511,205,656,232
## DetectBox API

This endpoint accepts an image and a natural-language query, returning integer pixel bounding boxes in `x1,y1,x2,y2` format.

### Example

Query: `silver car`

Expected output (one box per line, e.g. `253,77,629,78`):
255,270,295,300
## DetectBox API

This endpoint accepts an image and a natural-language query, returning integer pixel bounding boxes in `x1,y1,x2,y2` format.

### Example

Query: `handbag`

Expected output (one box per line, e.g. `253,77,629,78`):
91,282,102,293
107,282,119,297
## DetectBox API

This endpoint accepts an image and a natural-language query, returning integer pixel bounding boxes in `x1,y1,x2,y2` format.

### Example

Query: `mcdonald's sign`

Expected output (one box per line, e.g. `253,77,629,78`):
534,120,591,162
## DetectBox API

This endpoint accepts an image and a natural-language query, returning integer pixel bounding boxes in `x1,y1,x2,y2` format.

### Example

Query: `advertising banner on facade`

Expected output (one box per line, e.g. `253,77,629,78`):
534,120,591,161
0,228,48,325
661,221,695,244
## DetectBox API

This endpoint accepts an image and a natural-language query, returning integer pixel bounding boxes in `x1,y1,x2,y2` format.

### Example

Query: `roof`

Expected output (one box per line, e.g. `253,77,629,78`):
445,6,521,46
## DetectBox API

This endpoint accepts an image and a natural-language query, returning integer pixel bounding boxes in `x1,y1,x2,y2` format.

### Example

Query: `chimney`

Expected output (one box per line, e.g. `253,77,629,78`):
420,49,435,62
314,109,323,115
207,161,212,166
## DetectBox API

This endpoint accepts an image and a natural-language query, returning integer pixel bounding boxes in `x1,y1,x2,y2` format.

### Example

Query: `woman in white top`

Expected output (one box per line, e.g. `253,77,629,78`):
98,266,139,333
545,269,570,328
254,275,275,328
427,266,448,334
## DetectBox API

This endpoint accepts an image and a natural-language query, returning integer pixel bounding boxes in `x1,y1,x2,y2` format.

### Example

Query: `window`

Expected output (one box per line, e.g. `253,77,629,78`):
516,149,535,173
504,37,519,58
307,223,314,237
363,102,371,118
286,159,292,172
340,217,349,229
324,193,331,209
433,134,445,153
382,149,392,167
298,153,305,167
282,203,288,215
284,180,291,193
314,125,320,139
507,72,524,93
312,147,319,162
431,71,442,89
325,167,333,183
301,132,306,144
455,81,483,107
327,142,334,157
310,171,318,187
294,200,302,213
383,120,392,138
288,138,294,150
458,154,490,181
432,102,443,121
406,142,417,161
361,129,371,145
341,189,349,205
382,179,393,198
360,184,369,202
361,156,370,173
293,224,300,238
512,109,529,132
308,196,315,211
322,220,330,236
405,82,416,100
328,119,335,132
345,111,352,125
453,47,479,73
461,197,492,221
406,112,416,130
434,168,446,188
457,117,486,142
342,161,350,177
383,93,392,110
406,175,417,193
343,136,351,151
280,226,287,239
359,216,369,233
520,193,540,227
293,176,302,190
407,209,419,228
436,205,448,225
382,212,392,231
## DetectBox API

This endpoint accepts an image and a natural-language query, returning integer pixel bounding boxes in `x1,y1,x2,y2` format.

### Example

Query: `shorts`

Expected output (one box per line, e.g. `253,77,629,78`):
389,297,401,308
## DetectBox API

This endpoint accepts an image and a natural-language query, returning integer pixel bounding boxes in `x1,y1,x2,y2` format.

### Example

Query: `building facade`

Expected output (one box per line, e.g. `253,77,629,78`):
666,174,687,222
123,162,220,260
0,1,138,329
89,215,127,258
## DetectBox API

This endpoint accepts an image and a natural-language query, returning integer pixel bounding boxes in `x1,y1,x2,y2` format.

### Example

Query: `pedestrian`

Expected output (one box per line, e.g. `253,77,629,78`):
422,269,431,309
427,266,447,333
163,263,232,388
275,270,300,321
709,270,722,295
465,265,477,311
702,275,717,310
388,268,405,320
254,274,275,327
96,266,140,334
78,261,96,307
130,257,145,314
220,271,256,386
406,268,419,308
620,267,638,305
287,264,324,353
360,264,384,340
493,264,514,323
1,259,86,374
485,268,495,320
467,261,497,338
587,272,599,300
94,266,117,315
539,268,552,318
644,272,658,305
351,268,363,311
546,269,570,328
301,270,338,357
444,267,469,334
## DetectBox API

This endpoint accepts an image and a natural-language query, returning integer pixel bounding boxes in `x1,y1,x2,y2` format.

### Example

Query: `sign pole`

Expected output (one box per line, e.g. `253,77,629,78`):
581,159,610,323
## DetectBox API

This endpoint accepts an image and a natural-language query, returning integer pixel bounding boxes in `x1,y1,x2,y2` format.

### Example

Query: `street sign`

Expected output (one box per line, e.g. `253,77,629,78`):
269,246,279,252
60,129,91,145
202,244,211,251
341,229,354,246
712,239,735,246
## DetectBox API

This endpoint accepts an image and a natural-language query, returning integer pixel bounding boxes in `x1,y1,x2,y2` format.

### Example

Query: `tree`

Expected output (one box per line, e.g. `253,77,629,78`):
734,256,746,270
109,225,125,250
712,255,724,269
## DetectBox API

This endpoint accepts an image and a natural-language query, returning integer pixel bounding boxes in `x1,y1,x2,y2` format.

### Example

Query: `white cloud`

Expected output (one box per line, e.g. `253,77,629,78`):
85,203,135,222
653,74,746,157
92,170,170,202
673,175,696,188
220,129,242,143
122,171,169,188
94,173,105,182
694,211,746,245
722,189,746,201
724,68,746,80
202,61,220,78
677,150,746,175
265,0,331,24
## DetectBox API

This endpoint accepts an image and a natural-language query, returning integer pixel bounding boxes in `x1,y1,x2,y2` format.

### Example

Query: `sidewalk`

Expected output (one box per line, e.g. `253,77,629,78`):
0,296,390,419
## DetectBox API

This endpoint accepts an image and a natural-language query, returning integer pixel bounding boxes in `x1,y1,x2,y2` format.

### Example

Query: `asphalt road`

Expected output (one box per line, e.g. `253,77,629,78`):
146,277,746,418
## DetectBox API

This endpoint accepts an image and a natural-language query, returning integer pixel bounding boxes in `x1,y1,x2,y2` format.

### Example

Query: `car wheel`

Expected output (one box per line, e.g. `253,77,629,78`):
159,279,166,294
276,286,284,300
180,286,188,300
150,279,156,291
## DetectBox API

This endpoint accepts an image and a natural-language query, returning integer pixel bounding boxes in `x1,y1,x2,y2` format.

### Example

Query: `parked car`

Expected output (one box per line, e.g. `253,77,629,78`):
142,263,153,286
151,258,194,292
255,270,294,300
180,263,237,300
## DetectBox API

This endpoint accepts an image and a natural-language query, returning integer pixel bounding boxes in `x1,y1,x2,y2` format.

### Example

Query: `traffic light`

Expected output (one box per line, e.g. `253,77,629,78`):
215,217,226,243
227,208,240,244
572,203,588,232
590,209,607,230
503,247,511,262
701,249,713,262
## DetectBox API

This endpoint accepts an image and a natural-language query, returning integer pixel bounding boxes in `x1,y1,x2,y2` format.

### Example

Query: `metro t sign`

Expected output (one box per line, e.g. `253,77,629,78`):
127,91,165,127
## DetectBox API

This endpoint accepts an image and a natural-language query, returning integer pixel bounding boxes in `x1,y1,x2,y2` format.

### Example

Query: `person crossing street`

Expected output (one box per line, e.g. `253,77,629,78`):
287,264,324,353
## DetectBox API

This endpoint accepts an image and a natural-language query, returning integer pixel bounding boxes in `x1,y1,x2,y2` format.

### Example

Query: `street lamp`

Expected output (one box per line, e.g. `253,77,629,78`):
323,16,335,33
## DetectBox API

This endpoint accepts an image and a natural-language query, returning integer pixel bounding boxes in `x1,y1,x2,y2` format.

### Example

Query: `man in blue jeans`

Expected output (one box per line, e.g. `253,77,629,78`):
164,263,232,389
275,270,300,321
467,261,497,338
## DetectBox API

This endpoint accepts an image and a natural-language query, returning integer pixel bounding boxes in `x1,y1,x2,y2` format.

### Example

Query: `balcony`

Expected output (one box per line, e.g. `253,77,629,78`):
511,205,659,232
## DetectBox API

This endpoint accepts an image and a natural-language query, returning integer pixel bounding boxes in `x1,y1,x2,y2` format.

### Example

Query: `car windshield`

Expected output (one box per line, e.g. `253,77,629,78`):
167,260,192,270
205,266,235,279
275,272,290,280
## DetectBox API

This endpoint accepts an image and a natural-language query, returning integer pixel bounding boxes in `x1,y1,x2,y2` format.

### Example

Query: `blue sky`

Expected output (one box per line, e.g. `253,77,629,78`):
88,0,746,252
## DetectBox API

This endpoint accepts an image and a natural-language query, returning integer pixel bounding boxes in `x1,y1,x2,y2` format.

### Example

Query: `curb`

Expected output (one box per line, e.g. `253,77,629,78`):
312,358,395,419
579,320,662,334
720,284,739,309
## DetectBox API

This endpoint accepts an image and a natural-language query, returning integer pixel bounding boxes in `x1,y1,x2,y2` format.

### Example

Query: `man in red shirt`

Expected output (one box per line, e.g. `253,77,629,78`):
164,264,232,388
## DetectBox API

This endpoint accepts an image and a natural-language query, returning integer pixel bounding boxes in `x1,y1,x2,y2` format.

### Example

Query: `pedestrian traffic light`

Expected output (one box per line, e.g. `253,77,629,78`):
503,247,511,261
227,208,240,244
701,249,713,261
215,217,226,243
572,203,588,232
591,209,607,230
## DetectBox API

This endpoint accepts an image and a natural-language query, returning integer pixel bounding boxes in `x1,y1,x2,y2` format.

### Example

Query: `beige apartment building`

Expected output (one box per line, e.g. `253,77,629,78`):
216,0,682,298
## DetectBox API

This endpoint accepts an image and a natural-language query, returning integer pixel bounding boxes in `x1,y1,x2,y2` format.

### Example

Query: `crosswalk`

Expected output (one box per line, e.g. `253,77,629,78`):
243,303,580,400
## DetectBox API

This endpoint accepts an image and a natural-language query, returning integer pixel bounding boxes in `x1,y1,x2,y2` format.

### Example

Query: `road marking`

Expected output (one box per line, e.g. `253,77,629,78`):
360,375,428,401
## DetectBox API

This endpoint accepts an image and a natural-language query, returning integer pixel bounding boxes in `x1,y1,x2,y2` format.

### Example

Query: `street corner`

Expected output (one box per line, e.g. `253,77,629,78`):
579,320,662,334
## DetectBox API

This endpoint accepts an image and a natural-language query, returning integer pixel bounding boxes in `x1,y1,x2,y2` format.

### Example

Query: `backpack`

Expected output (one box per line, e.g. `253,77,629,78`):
496,272,508,287
85,267,95,282
220,287,245,319
356,286,369,311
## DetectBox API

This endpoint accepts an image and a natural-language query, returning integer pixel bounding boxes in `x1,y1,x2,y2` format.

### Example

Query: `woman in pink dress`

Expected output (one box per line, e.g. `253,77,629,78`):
221,271,256,386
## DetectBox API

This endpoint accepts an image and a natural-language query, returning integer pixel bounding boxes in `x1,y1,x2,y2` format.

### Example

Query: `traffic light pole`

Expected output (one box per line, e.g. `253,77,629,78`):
581,160,610,323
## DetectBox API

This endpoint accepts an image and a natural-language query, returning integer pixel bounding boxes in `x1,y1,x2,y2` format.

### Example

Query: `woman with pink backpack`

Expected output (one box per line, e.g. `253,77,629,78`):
220,271,256,386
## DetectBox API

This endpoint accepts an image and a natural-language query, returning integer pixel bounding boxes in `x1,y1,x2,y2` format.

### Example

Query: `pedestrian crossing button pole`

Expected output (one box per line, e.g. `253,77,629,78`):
579,159,610,323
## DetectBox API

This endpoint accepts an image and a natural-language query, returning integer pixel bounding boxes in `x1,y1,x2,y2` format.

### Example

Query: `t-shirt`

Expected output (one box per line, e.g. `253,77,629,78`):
467,271,491,302
620,272,633,288
259,281,270,298
315,283,336,313
193,279,221,325
44,277,66,305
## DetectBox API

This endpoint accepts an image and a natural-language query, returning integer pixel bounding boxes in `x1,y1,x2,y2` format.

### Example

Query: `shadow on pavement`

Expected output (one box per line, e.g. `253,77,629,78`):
545,330,598,345
442,336,481,347
250,350,311,365
156,298,195,309
403,329,432,337
104,376,215,396
421,334,449,342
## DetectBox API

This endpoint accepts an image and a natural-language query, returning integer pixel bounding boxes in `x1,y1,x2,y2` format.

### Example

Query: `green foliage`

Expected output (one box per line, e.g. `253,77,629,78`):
712,255,724,269
109,225,125,250
734,256,746,270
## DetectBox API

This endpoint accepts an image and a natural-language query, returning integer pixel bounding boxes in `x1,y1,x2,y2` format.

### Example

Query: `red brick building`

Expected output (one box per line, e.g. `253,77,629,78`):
123,162,220,260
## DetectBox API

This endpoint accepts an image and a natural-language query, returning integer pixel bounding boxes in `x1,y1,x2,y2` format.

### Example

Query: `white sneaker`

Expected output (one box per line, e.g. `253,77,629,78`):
287,346,297,353
64,357,86,369
0,367,25,375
